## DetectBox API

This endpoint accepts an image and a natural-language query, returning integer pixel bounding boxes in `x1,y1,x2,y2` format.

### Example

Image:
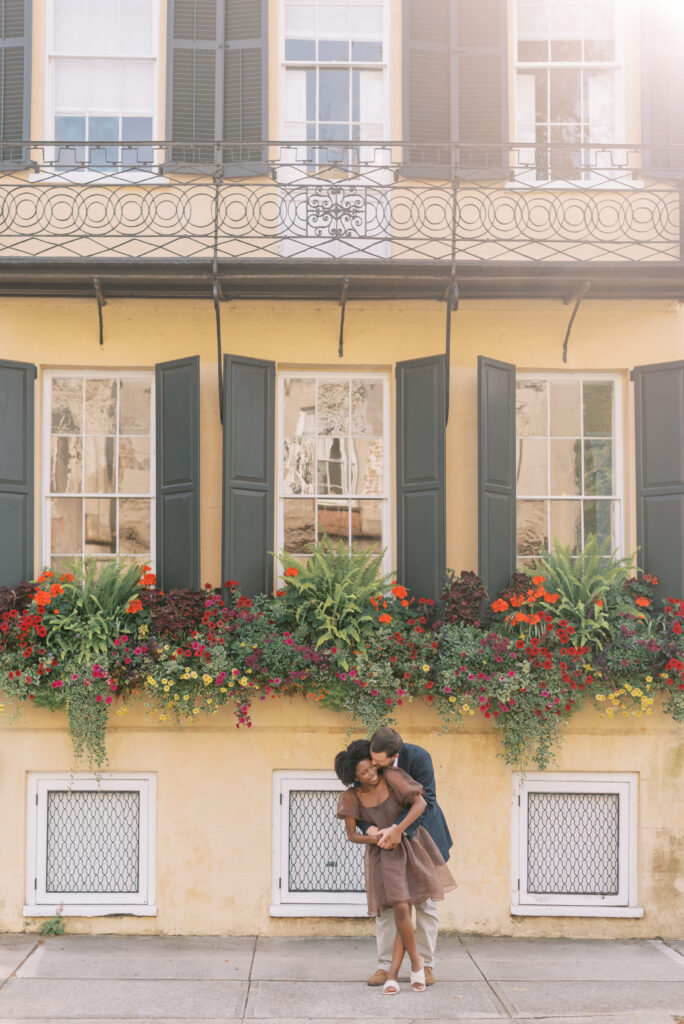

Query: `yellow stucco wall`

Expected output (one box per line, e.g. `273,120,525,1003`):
1,698,683,937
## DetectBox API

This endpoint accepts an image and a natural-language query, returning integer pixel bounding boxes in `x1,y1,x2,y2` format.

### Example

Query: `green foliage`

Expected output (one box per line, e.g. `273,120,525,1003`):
522,536,636,650
276,534,392,664
39,908,65,935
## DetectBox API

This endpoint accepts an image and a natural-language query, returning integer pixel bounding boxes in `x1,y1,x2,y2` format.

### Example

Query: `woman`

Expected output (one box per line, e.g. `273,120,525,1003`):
334,739,455,994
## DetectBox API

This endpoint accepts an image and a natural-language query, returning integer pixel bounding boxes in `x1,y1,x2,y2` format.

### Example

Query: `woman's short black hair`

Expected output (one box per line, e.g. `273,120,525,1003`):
334,739,372,787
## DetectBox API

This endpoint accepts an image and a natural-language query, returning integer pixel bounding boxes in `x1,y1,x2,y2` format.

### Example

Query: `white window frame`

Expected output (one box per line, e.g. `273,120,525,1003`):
39,0,164,184
24,772,157,917
511,771,642,918
515,370,624,562
512,0,628,189
42,368,156,574
276,370,391,580
271,770,367,917
278,0,391,142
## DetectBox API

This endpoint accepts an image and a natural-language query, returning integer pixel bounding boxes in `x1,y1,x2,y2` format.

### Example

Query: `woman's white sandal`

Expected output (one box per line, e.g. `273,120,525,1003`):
382,979,400,995
410,965,426,992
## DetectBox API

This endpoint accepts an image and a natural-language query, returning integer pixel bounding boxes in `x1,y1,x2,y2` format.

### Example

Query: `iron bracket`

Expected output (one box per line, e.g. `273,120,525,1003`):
213,259,225,424
338,277,349,358
562,279,591,363
444,277,459,426
93,277,106,346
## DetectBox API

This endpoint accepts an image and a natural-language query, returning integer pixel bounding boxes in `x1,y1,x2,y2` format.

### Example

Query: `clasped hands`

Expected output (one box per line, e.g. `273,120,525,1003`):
367,824,401,849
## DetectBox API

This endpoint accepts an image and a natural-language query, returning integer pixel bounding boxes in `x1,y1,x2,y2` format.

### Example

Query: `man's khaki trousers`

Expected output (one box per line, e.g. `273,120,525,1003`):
375,899,439,969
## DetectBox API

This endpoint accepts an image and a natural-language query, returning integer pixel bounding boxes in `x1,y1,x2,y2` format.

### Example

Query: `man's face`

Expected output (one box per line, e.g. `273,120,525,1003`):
370,749,394,769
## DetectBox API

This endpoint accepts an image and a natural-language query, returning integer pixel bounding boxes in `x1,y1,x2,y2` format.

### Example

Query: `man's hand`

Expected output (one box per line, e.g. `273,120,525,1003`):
376,825,401,850
366,826,380,837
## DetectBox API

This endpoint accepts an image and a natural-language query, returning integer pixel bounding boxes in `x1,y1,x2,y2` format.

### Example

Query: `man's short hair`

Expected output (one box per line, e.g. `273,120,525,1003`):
370,726,403,758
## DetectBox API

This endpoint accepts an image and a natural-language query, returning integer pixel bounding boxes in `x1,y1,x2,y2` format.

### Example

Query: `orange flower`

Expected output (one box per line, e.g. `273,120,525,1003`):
391,584,408,600
126,598,143,614
532,574,546,585
400,599,409,607
594,599,604,608
513,611,526,623
50,583,64,597
276,589,287,597
34,590,51,607
378,613,392,624
636,596,650,608
284,567,298,578
140,572,156,587
491,598,509,613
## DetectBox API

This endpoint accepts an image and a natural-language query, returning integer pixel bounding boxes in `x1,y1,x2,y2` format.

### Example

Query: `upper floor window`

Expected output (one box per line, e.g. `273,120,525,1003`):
515,373,622,566
49,0,157,164
515,0,619,180
277,373,389,576
282,0,387,147
44,370,155,574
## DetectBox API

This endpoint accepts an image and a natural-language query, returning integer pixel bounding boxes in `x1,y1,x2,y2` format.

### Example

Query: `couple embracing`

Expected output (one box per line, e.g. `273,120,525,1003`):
334,727,455,995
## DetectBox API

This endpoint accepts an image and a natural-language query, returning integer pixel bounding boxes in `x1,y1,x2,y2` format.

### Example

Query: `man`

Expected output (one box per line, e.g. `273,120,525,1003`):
358,726,453,988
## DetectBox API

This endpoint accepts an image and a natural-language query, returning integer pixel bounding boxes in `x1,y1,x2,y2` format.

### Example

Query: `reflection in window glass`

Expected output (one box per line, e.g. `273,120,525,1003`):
45,373,154,571
279,374,388,570
515,376,619,565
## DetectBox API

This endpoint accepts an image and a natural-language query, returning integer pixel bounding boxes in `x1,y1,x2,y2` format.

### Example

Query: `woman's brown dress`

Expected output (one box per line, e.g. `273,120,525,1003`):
336,767,456,916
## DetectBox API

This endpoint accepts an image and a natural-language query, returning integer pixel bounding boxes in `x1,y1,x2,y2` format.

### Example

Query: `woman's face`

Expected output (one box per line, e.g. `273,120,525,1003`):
355,758,379,787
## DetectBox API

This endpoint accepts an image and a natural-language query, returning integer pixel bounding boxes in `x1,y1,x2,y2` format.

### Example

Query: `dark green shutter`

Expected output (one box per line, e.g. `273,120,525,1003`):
478,355,515,602
222,354,274,597
642,2,684,174
402,0,508,178
155,356,200,591
223,0,267,170
0,359,35,586
396,355,446,602
633,360,684,605
0,0,30,164
167,0,221,165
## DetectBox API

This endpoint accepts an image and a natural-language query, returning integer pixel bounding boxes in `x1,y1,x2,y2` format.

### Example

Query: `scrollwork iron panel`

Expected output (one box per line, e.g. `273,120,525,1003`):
288,789,365,893
527,792,619,896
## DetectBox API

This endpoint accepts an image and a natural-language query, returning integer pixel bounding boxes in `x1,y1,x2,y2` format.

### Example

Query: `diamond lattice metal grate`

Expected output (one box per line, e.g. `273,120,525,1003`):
527,792,619,895
288,790,365,893
46,790,140,893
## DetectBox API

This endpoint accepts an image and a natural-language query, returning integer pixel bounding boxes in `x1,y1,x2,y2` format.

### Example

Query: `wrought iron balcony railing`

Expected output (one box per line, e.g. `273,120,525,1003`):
0,140,681,264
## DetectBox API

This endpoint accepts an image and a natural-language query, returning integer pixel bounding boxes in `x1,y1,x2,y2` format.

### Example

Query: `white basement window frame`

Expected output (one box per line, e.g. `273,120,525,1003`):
511,771,642,918
24,772,157,917
271,770,368,917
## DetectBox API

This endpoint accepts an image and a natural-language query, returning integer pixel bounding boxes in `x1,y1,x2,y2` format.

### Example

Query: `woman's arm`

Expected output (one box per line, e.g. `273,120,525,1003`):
344,816,379,844
376,792,427,849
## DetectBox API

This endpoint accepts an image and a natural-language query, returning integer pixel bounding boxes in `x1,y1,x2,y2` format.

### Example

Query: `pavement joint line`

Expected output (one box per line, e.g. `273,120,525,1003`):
0,935,43,991
657,937,684,962
240,933,258,1020
456,934,515,1020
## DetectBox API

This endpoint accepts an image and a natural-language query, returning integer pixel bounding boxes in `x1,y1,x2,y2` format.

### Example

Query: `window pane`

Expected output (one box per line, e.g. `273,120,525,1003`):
584,4,614,60
51,436,82,493
517,437,548,495
122,61,154,113
283,378,316,434
119,378,151,434
51,497,82,554
84,497,116,554
550,499,581,553
119,498,150,554
54,0,86,53
122,0,154,55
550,438,581,496
549,69,581,123
283,498,315,553
549,381,581,436
283,437,315,495
285,4,315,37
351,41,382,61
88,60,121,111
516,380,547,436
87,0,119,55
85,379,117,433
353,499,383,550
84,436,116,492
549,6,581,61
584,439,613,496
517,500,548,557
585,70,614,128
319,68,349,121
319,40,348,61
351,378,383,434
351,437,383,495
583,382,613,436
318,380,349,434
285,39,316,59
318,499,349,543
119,436,150,493
584,499,613,547
54,60,87,109
52,378,83,433
317,437,348,494
318,5,349,37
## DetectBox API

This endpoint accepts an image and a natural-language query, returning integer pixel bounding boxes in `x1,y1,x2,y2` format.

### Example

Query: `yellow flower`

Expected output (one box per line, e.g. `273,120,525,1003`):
632,688,643,698
139,624,148,637
595,694,606,702
206,698,212,704
173,694,179,701
220,686,227,693
422,664,430,672
240,676,248,686
190,671,197,680
469,710,475,716
203,674,212,686
240,642,245,647
448,696,456,703
192,708,199,715
159,714,168,721
183,694,189,701
462,703,470,712
646,676,653,683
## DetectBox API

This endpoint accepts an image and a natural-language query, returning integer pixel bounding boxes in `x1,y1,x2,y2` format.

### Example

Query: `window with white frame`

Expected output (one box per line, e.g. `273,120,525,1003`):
515,0,620,180
515,373,621,565
25,773,156,917
271,771,367,916
44,370,155,573
282,0,387,147
49,0,156,164
278,373,389,575
511,772,641,917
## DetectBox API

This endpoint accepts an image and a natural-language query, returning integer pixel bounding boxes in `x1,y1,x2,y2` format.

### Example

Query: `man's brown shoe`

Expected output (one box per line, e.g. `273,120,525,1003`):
424,967,435,986
367,969,389,986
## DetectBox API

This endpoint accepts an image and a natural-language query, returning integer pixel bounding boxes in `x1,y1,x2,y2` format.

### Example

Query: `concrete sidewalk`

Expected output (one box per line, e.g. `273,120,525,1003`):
1,934,684,1023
